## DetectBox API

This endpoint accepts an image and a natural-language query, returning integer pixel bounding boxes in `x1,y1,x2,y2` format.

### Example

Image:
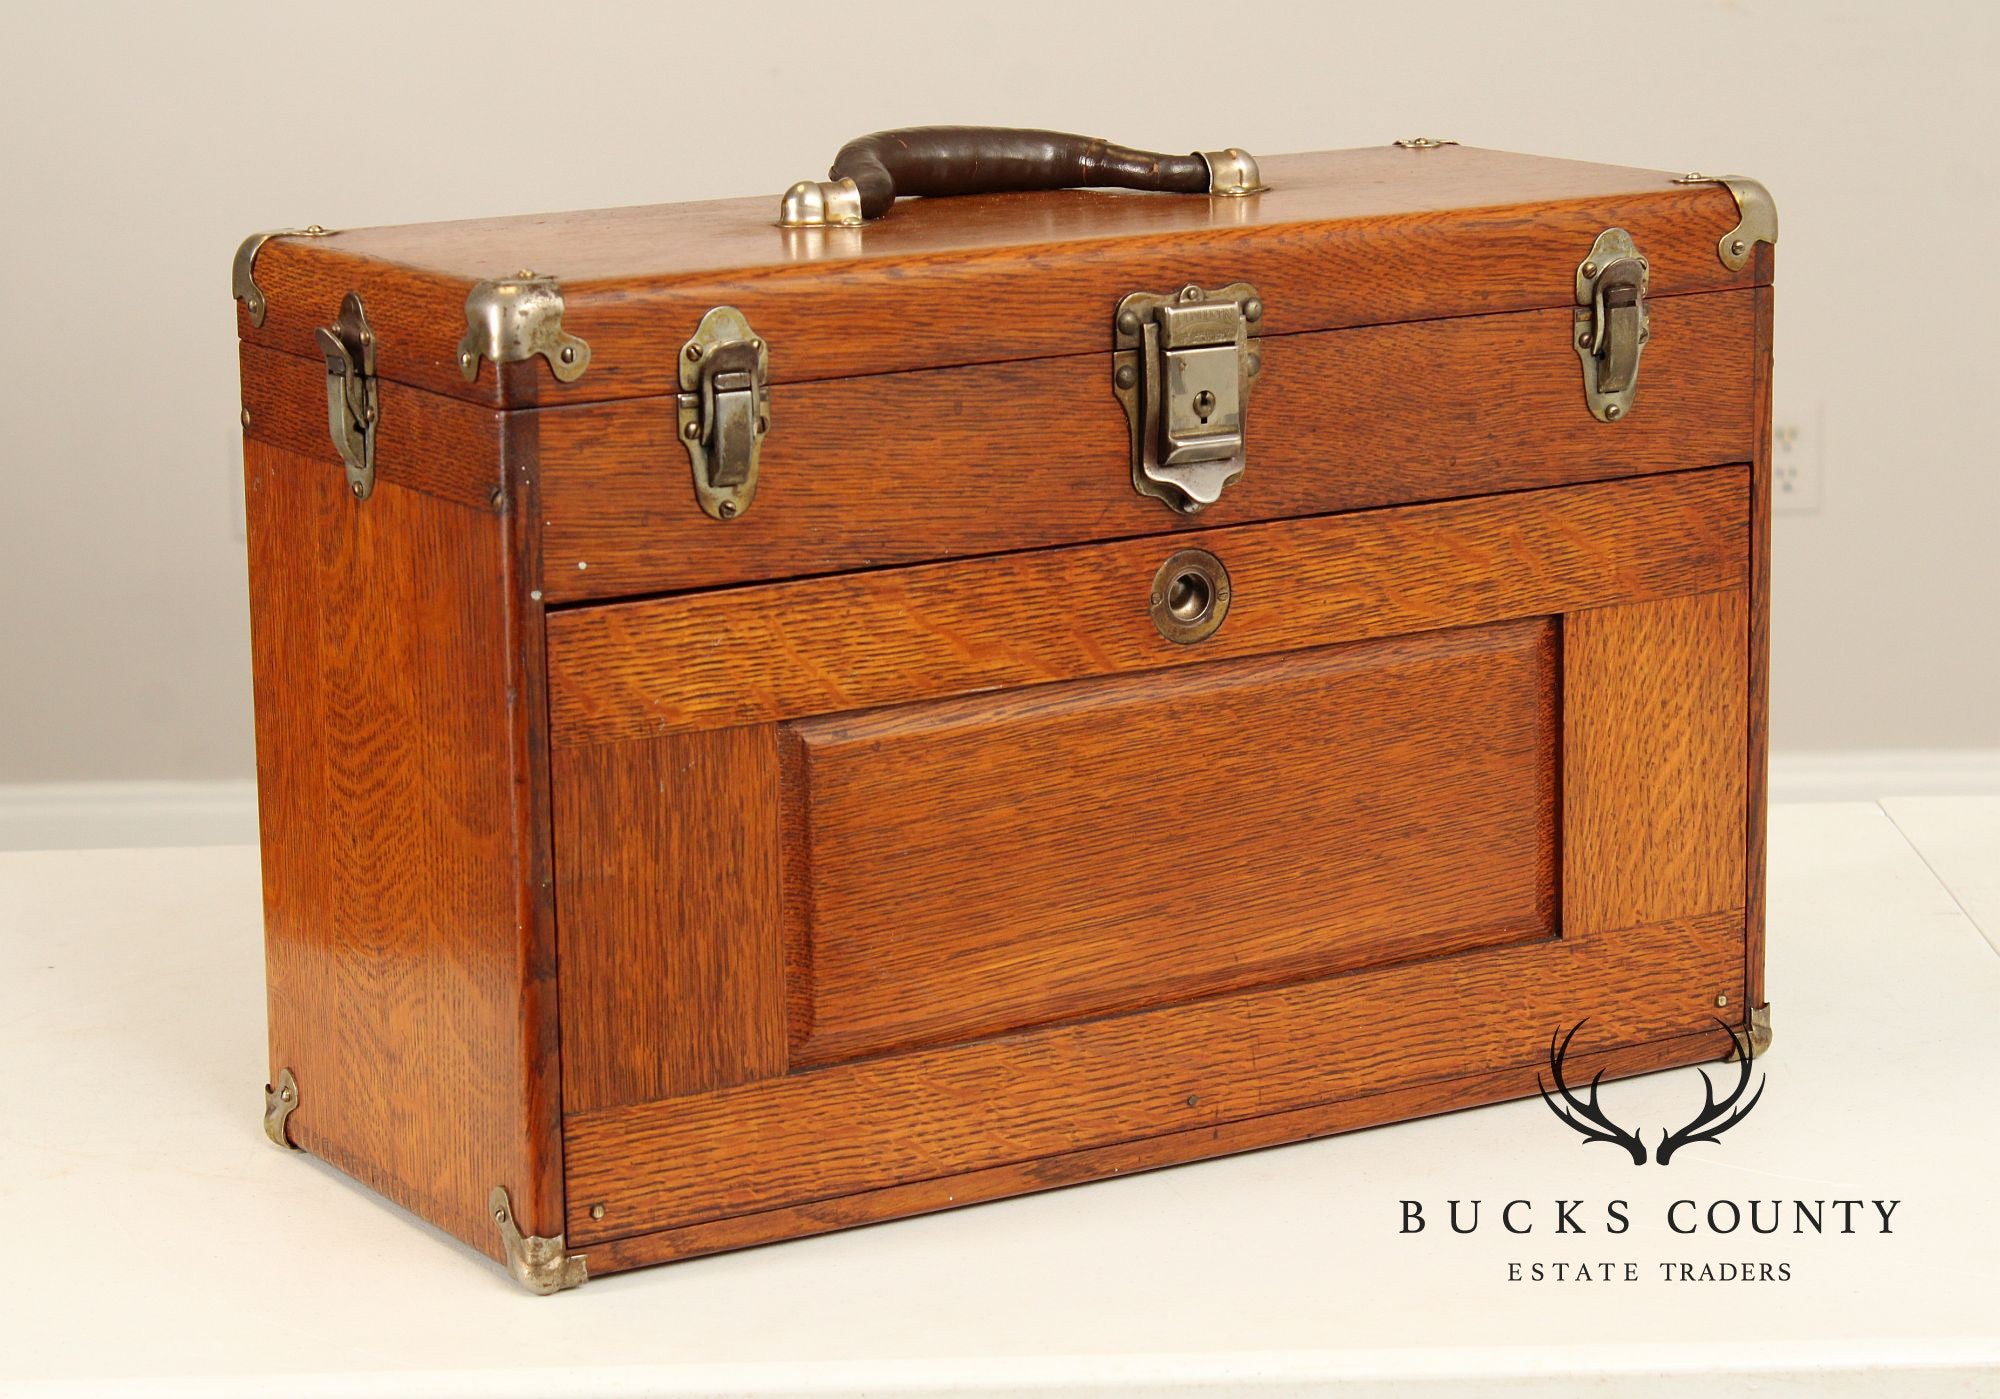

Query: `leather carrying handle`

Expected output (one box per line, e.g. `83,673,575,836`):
778,126,1264,227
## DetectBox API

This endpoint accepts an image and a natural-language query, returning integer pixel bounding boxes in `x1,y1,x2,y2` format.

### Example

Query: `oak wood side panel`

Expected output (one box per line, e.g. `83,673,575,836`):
564,910,1742,1242
243,149,1754,406
1563,590,1749,938
579,1026,1733,1273
547,468,1748,745
1746,282,1775,1011
246,441,555,1258
536,294,1757,601
552,727,788,1115
783,620,1558,1067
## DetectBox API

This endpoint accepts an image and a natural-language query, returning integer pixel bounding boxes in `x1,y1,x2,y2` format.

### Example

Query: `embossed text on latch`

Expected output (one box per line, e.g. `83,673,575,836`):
1112,283,1263,514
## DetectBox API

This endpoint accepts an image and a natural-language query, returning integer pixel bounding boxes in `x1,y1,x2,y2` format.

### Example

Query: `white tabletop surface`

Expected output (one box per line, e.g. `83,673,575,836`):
3,799,1998,1397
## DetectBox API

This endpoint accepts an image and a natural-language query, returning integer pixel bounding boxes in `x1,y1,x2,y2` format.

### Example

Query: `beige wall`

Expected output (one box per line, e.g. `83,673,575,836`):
2,0,1994,782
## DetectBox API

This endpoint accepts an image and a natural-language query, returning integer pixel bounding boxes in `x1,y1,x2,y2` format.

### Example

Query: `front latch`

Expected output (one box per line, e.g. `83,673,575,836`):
315,292,378,499
676,306,771,521
1113,282,1263,513
1574,229,1650,423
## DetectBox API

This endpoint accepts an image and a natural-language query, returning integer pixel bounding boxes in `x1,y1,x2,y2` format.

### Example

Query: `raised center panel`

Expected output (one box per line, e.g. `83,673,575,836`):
781,619,1558,1066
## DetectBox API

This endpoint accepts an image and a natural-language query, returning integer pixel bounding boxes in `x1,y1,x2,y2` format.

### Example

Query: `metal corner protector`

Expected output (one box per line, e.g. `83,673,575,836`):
456,273,591,385
1727,1004,1774,1062
1674,173,1778,272
231,226,334,328
263,1067,301,1149
489,1186,587,1295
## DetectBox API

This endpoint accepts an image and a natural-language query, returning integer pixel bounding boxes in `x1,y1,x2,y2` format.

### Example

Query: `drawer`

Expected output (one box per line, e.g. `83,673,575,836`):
547,466,1751,1251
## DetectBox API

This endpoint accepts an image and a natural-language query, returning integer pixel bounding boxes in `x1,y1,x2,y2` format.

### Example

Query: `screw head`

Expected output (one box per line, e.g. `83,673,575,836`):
685,343,704,362
1731,239,1747,256
1716,993,1730,1007
1605,403,1623,420
559,345,575,364
590,1203,606,1220
279,1085,294,1103
718,500,738,519
240,407,252,429
1582,261,1598,278
1579,330,1593,349
1185,1094,1199,1107
515,268,535,280
682,420,700,439
350,480,364,497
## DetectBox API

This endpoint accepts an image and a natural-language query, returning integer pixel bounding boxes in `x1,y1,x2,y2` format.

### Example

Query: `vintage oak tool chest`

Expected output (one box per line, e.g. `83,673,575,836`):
234,129,1776,1292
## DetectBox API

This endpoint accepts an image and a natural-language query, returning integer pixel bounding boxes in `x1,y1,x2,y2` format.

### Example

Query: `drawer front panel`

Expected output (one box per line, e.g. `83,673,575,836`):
785,620,1557,1067
550,465,1752,1247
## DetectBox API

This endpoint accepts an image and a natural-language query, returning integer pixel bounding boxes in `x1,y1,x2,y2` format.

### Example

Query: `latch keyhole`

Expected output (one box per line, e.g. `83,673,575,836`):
1192,389,1216,423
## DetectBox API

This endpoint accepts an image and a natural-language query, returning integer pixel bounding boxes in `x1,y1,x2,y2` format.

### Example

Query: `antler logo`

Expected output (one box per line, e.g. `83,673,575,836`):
1538,1019,1765,1166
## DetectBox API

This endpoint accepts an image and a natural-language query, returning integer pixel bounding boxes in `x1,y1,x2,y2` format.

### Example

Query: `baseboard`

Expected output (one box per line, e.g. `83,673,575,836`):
1768,749,2000,803
0,753,1996,851
0,780,259,852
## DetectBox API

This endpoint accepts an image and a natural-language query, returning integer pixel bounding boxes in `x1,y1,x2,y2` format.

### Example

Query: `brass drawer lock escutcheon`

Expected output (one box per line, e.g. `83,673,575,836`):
1113,283,1264,514
1574,229,1649,423
1150,548,1231,644
316,293,379,500
677,306,772,521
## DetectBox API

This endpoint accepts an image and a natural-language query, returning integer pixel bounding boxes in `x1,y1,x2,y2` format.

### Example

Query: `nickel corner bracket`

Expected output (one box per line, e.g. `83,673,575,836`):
489,1186,587,1295
231,226,334,328
1674,173,1778,272
1726,1004,1774,1062
263,1067,300,1149
456,274,591,385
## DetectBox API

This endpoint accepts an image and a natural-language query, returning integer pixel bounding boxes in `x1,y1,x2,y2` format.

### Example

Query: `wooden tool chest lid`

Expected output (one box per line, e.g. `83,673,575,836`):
235,144,1770,409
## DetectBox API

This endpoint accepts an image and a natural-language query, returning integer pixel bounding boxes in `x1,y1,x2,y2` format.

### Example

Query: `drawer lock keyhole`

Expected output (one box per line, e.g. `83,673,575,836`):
1150,549,1231,644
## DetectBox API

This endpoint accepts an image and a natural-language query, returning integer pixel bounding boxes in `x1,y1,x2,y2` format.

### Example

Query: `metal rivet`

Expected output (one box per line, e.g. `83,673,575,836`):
1605,404,1623,420
590,1203,606,1220
751,339,763,352
1116,310,1140,337
279,1085,295,1103
1115,363,1137,390
1243,298,1263,321
305,224,327,235
494,1207,509,1224
559,345,575,364
1247,352,1261,376
577,561,587,570
350,481,364,498
1716,993,1730,1007
488,485,504,508
1731,239,1746,256
685,343,704,362
718,500,738,519
1578,331,1593,349
1185,1094,1199,1107
240,408,252,429
1180,285,1204,302
515,268,535,279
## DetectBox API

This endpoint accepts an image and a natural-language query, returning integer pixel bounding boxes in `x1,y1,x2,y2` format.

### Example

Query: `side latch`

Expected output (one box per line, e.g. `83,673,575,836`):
1574,229,1650,423
676,306,771,521
1113,283,1263,514
316,293,378,499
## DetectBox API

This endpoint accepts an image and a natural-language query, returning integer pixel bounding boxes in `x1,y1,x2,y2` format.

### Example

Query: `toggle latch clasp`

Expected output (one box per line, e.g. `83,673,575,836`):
1574,229,1650,423
315,292,378,500
1113,282,1264,514
676,307,771,521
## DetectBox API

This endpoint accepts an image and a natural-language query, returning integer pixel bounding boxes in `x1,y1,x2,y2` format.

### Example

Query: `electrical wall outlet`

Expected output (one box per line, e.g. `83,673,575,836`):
1771,404,1824,515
